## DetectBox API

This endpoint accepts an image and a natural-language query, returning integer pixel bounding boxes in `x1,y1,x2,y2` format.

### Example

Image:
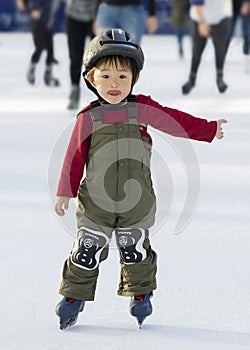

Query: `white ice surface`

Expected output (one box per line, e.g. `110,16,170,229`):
0,33,250,350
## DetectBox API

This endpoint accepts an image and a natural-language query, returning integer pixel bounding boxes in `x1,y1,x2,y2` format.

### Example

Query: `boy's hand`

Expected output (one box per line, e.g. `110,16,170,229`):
54,197,70,216
216,119,228,139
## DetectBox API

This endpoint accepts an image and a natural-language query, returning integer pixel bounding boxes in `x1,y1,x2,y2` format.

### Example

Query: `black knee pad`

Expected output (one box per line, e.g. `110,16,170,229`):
70,228,110,270
115,228,149,264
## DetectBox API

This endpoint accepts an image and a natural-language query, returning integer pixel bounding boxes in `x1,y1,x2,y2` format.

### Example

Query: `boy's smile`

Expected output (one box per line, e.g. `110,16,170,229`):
89,62,134,104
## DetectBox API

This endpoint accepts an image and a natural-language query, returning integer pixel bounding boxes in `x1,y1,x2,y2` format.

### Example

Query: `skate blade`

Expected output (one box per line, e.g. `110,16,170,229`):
59,317,78,330
136,316,146,329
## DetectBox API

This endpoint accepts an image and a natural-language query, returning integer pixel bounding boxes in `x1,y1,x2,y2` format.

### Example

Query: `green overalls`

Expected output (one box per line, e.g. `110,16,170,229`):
59,100,157,300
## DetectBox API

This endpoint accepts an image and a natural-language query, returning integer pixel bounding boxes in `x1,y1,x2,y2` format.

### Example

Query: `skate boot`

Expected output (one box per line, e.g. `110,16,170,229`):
55,297,85,330
216,70,227,93
129,292,153,329
178,44,184,59
44,64,60,87
67,85,80,110
182,73,196,95
27,63,36,85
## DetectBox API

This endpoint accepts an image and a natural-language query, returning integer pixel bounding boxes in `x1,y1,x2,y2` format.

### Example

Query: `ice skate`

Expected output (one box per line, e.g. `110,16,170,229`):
67,85,80,110
55,297,85,330
178,44,184,59
216,77,228,93
129,293,153,329
44,64,60,87
182,73,196,95
216,70,227,93
27,63,36,85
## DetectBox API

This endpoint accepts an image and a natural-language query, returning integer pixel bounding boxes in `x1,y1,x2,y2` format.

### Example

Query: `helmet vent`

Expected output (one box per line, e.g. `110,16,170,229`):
106,29,113,40
125,32,131,41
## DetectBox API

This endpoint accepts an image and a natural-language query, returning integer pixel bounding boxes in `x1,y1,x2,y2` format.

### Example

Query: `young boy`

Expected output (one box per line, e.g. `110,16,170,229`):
54,28,227,330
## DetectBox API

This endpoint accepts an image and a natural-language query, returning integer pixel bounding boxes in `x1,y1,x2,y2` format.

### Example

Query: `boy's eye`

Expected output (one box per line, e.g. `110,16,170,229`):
101,74,109,79
120,75,127,79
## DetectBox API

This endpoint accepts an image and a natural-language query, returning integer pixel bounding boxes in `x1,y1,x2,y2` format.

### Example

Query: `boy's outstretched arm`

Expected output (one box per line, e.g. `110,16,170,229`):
216,119,228,139
54,197,70,216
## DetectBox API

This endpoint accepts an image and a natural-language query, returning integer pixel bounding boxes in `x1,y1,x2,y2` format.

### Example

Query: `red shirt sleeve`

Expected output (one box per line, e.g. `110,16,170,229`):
56,111,93,197
136,94,217,142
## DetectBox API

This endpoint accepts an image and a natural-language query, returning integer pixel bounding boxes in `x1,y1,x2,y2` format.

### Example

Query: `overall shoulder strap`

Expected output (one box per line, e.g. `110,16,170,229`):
80,100,102,123
89,100,102,122
127,95,138,123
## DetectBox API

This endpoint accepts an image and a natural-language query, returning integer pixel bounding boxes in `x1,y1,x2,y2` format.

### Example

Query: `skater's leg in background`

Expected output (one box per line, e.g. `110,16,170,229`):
66,16,94,109
42,28,60,87
30,22,44,64
67,17,87,87
44,28,55,66
225,10,239,55
182,20,207,94
27,22,43,84
210,17,231,92
176,28,185,58
189,20,208,77
242,14,250,55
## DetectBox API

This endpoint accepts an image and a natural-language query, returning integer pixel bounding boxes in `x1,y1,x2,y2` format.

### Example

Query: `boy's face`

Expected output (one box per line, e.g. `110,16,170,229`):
88,61,134,104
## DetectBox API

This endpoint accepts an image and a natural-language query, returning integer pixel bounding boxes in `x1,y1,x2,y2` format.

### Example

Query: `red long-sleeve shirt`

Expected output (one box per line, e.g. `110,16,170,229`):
57,94,217,197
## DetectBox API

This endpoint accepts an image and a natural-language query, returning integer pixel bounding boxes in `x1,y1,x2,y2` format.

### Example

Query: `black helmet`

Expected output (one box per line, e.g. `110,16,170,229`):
83,28,144,72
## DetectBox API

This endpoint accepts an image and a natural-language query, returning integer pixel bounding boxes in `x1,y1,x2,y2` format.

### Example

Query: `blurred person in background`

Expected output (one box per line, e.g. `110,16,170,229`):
66,0,97,110
170,0,190,58
182,0,232,95
95,0,158,44
226,0,250,71
16,0,61,87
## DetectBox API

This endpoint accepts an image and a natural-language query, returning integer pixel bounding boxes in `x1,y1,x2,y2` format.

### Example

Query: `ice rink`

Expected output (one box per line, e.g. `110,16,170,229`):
0,32,250,349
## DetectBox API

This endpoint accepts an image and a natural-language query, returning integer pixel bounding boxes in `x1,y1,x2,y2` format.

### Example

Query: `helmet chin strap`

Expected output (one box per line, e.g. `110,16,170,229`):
82,70,134,104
